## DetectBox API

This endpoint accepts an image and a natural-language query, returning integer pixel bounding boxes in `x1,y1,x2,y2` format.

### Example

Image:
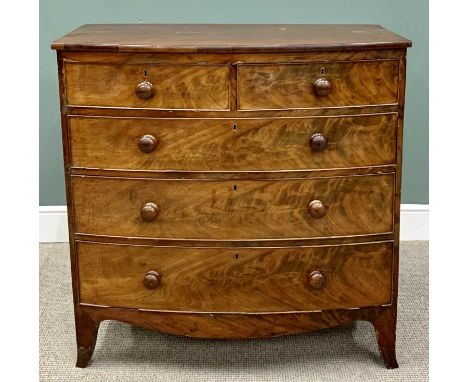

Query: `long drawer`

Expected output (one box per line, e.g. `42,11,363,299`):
77,241,393,312
71,173,394,240
69,114,397,171
238,60,400,110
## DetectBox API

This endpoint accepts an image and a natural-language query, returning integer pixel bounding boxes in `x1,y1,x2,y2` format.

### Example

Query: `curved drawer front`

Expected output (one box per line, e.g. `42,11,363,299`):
72,174,394,240
77,241,393,312
238,60,399,110
64,62,230,110
69,114,397,171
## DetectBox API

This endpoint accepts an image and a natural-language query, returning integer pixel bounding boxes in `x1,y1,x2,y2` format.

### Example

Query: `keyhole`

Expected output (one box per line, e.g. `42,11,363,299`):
144,69,148,77
233,124,237,131
234,254,240,260
320,67,325,75
233,185,237,191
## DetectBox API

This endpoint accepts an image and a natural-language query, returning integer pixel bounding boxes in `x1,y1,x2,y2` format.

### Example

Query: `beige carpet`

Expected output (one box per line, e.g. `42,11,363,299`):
40,242,428,382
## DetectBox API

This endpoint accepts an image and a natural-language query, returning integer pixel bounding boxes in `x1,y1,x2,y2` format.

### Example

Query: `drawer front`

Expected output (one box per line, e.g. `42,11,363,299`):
77,241,393,312
238,60,399,110
69,114,397,171
72,174,394,240
64,63,230,110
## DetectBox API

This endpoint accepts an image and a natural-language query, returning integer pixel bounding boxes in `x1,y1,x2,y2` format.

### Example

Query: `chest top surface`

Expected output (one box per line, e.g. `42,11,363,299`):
51,24,411,53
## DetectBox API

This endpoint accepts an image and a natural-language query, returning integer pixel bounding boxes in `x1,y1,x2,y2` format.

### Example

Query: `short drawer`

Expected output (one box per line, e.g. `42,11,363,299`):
64,62,230,110
238,60,399,110
69,113,397,171
77,241,393,312
71,174,394,240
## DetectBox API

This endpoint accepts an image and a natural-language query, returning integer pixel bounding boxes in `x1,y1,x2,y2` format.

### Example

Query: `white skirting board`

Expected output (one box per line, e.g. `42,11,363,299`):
39,206,70,243
39,204,429,243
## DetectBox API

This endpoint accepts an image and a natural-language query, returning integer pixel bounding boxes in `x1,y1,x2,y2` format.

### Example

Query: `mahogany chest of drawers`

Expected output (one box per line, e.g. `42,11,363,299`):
52,24,411,368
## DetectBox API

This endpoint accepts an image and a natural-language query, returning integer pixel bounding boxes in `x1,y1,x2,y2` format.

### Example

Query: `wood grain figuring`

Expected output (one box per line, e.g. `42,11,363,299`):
76,303,398,368
51,24,411,53
71,174,394,240
77,241,393,312
238,61,399,110
52,24,411,368
65,63,230,110
69,114,397,171
79,304,389,338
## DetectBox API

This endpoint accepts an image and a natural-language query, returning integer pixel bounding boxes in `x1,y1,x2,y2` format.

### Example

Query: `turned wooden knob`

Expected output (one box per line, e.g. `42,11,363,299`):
140,202,160,222
308,200,327,218
309,270,326,290
309,133,328,152
135,81,154,99
138,134,158,153
143,271,161,289
313,78,332,96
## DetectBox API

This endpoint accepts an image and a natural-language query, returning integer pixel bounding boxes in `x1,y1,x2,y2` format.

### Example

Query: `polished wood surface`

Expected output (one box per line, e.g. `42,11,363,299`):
71,174,394,240
238,61,399,110
65,62,230,110
78,241,392,312
52,24,411,53
78,303,390,337
77,303,398,368
68,114,397,171
52,24,410,368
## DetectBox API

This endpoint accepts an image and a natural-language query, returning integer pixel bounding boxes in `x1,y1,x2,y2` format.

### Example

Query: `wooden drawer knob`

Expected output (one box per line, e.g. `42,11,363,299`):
138,134,159,153
143,271,161,289
313,78,332,96
309,133,328,152
308,200,327,218
140,202,160,222
309,270,326,290
135,81,154,99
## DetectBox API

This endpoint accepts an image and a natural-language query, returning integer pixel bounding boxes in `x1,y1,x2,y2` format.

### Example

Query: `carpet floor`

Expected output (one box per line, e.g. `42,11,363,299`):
40,241,428,382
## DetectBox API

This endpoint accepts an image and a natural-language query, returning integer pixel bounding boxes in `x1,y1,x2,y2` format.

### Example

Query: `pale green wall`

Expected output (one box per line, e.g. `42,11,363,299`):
40,0,428,205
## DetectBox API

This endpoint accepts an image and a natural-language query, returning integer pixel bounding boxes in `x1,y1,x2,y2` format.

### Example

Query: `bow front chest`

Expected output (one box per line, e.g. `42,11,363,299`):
51,24,411,368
